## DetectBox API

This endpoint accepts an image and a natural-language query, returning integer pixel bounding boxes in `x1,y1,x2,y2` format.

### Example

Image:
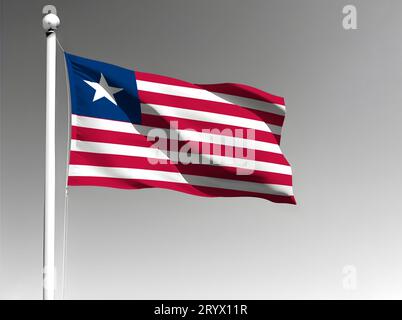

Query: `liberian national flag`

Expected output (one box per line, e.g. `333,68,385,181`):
65,53,296,204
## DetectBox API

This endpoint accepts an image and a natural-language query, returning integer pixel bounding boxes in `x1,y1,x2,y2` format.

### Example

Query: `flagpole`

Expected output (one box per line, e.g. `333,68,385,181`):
42,5,60,300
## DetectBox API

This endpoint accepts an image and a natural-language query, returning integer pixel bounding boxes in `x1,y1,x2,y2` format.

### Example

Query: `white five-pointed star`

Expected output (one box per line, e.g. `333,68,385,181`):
83,73,123,105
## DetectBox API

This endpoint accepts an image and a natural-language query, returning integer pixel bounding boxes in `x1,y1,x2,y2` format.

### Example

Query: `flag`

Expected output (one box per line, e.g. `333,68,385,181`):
65,53,296,204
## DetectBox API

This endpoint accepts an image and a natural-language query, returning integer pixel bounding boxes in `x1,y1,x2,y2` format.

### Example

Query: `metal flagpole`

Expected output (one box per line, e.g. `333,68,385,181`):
42,5,60,300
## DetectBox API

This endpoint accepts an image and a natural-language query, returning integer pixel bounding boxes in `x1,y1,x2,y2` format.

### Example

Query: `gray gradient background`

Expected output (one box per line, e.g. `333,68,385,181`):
1,0,401,299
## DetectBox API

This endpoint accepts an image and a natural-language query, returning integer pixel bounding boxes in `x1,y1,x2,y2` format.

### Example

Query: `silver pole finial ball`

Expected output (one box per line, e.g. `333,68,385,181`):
42,13,60,31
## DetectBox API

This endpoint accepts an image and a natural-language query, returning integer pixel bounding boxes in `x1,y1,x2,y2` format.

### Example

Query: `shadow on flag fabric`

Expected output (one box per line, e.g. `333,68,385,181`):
65,52,296,204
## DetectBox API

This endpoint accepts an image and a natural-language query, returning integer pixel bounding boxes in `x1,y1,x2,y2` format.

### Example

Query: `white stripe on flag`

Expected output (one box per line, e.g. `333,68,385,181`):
71,139,293,175
140,103,282,135
69,165,294,196
71,115,283,154
136,80,286,116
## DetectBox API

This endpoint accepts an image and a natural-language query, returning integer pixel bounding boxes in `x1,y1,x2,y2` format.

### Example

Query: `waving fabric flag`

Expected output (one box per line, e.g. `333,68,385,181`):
65,53,296,204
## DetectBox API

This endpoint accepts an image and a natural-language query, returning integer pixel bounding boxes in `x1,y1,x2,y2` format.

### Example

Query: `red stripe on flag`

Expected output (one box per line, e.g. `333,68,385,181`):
68,176,296,204
135,71,285,106
197,83,285,106
71,126,290,166
138,90,285,128
140,114,281,144
70,151,293,186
